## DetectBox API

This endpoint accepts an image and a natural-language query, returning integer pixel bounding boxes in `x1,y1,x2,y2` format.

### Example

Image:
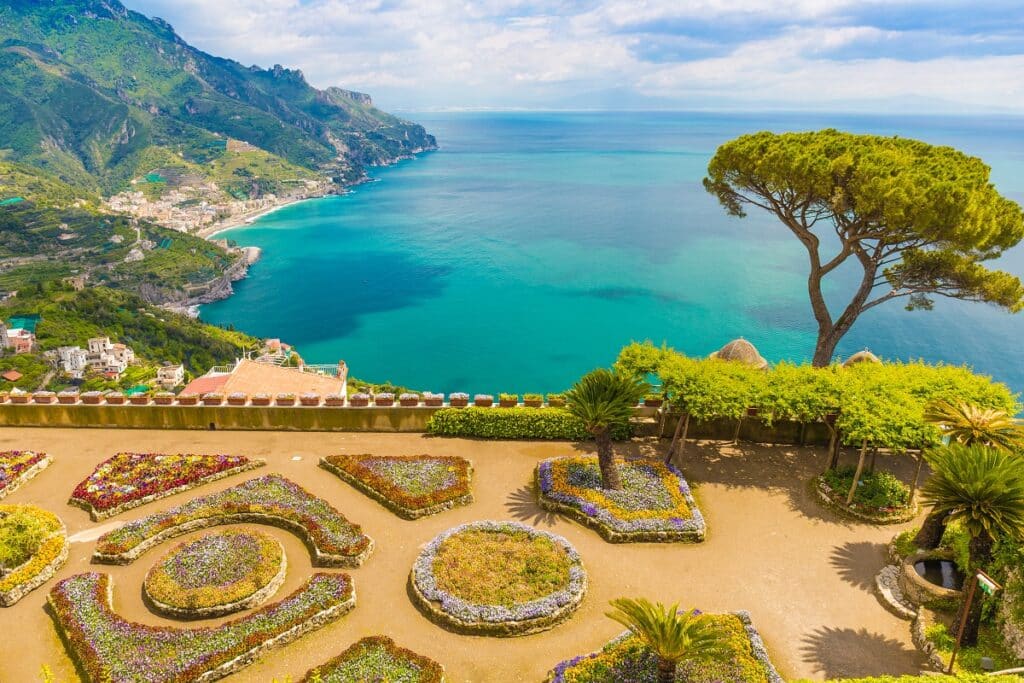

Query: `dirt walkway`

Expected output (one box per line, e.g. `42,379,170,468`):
0,429,928,682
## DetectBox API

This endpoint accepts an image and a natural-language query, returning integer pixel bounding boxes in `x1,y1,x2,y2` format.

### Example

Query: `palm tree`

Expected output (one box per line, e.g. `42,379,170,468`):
920,444,1024,645
915,401,1024,549
607,597,729,683
565,368,648,490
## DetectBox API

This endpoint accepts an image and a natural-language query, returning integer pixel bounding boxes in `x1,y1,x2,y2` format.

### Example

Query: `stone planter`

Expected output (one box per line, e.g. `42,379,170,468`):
33,392,56,404
898,551,963,606
349,396,369,407
153,394,175,406
324,395,346,407
300,394,321,407
424,397,444,407
105,393,126,405
9,394,31,404
547,397,566,408
375,397,395,407
227,394,248,406
499,398,518,408
474,396,494,408
0,392,8,404
176,394,199,406
276,395,296,407
250,395,271,407
201,394,224,406
400,397,420,407
449,396,468,408
524,398,543,408
129,395,151,406
57,393,79,405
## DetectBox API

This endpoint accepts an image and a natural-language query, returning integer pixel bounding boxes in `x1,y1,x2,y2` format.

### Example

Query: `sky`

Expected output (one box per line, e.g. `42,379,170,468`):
125,0,1024,113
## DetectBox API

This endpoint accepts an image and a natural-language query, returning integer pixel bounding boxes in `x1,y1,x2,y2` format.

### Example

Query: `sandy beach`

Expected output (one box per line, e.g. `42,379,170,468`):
198,196,320,240
0,429,927,682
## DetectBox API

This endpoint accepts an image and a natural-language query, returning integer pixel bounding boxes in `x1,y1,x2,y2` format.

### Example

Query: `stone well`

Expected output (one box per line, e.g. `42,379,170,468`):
898,551,963,606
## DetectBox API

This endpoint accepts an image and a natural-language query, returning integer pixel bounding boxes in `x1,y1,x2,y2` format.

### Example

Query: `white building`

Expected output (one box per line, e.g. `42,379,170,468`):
57,346,89,378
157,364,185,389
85,337,135,378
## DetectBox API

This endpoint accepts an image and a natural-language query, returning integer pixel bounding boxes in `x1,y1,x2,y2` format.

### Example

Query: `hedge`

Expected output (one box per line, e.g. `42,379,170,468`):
427,407,632,441
792,677,1022,683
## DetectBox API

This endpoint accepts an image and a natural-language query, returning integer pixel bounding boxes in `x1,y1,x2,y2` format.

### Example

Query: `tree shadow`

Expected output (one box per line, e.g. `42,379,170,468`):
504,484,558,526
799,625,927,678
829,541,887,592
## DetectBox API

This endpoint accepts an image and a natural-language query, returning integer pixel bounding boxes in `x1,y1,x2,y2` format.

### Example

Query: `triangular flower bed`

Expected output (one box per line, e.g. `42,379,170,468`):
93,474,373,567
300,636,445,682
545,611,782,683
69,452,265,520
321,454,472,519
536,456,706,543
49,572,355,683
0,451,51,499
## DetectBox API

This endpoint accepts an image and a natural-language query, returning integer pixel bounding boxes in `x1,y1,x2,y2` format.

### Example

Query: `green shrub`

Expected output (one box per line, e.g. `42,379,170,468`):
427,407,631,441
892,528,919,559
941,520,972,572
0,507,51,569
499,393,519,402
523,393,543,402
822,466,910,509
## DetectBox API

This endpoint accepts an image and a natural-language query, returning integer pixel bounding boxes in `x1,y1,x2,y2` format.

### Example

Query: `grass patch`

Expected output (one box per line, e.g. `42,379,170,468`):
924,621,1022,673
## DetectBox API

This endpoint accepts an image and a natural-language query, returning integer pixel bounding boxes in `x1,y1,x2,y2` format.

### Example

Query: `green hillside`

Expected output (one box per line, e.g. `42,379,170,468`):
0,0,436,194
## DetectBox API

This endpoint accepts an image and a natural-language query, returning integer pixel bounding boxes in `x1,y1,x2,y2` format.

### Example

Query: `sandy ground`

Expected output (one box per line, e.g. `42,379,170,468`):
0,429,929,683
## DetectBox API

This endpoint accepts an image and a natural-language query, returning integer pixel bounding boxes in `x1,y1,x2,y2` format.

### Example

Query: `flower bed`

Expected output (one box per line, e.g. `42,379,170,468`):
320,454,473,520
93,475,373,567
0,504,69,606
0,450,51,499
144,530,286,619
300,635,445,682
410,520,586,636
536,456,705,543
815,467,917,524
49,572,355,683
545,611,782,683
69,452,266,521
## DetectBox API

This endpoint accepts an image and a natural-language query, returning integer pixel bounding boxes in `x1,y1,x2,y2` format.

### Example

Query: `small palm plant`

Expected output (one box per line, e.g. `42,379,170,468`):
607,597,729,683
915,401,1024,548
565,368,648,490
920,444,1024,645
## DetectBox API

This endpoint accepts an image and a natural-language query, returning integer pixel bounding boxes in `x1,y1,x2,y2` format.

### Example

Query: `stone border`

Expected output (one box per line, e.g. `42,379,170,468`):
911,607,947,671
536,457,706,543
813,475,918,525
319,456,473,520
93,512,374,568
144,533,288,620
68,458,266,521
299,635,447,683
545,610,783,683
874,565,919,620
0,452,51,500
49,573,357,683
0,526,69,607
410,520,587,636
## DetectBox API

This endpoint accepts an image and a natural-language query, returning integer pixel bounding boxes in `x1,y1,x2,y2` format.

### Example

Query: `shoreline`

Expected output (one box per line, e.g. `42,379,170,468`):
198,196,328,240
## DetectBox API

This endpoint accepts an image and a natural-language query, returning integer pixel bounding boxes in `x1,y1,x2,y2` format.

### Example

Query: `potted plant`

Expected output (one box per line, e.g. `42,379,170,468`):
375,392,395,407
57,391,80,405
423,392,444,407
9,390,30,404
449,392,468,408
105,392,126,405
153,392,175,405
349,392,370,407
643,393,664,408
0,391,8,404
33,391,56,404
276,393,296,407
300,393,321,407
399,393,420,407
129,393,151,406
201,392,224,406
523,393,543,408
546,393,566,408
474,394,494,407
176,393,199,406
324,394,346,407
227,392,248,406
499,393,519,408
250,393,271,407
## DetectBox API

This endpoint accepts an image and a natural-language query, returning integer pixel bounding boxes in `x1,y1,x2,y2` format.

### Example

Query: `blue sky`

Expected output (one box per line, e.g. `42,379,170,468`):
125,0,1024,112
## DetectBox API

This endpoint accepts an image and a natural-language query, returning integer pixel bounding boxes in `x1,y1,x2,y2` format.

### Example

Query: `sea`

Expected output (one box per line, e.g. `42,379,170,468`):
200,111,1024,395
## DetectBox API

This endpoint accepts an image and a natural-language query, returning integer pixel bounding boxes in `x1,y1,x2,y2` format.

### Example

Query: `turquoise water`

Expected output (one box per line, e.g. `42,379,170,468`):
201,112,1024,394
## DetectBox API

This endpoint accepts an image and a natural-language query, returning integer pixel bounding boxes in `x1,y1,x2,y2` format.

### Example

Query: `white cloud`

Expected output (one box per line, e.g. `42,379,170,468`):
124,0,1024,112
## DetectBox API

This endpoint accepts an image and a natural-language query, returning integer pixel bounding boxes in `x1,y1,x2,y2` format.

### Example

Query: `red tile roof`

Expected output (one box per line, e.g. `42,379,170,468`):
2,370,23,381
180,374,230,396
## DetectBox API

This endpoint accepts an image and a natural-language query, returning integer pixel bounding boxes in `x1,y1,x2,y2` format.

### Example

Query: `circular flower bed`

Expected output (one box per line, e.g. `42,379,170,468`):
814,466,917,524
410,520,586,636
0,504,68,606
143,529,286,618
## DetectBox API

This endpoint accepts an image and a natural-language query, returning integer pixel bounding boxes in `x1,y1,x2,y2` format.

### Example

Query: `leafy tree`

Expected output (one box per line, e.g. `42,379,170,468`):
565,369,648,490
920,445,1024,645
606,597,729,683
704,130,1024,367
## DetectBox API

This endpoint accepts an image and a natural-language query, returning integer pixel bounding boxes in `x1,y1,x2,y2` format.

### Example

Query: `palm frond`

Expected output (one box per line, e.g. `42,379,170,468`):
924,400,1024,451
565,368,649,432
606,597,731,664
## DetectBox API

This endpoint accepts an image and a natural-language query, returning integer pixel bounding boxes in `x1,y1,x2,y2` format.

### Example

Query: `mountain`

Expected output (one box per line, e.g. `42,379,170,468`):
0,0,436,194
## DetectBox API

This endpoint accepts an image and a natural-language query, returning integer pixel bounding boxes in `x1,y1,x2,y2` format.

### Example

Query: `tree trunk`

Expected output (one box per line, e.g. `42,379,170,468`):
595,428,622,490
827,426,840,470
799,421,807,447
845,440,868,506
954,531,995,646
909,453,925,501
812,333,839,368
656,657,676,683
732,416,743,444
667,413,690,463
868,447,877,474
913,509,950,549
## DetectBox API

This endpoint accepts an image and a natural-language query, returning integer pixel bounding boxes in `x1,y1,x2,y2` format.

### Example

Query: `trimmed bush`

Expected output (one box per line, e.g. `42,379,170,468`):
427,407,631,441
